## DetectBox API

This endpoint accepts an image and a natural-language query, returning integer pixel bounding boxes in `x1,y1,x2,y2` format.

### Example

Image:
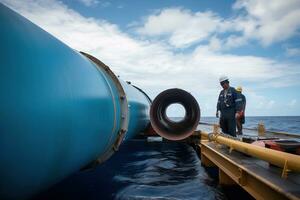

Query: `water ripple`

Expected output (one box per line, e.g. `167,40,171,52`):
113,141,225,200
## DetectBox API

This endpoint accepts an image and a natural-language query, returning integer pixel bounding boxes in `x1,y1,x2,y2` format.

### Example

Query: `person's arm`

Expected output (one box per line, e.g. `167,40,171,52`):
233,88,243,118
216,92,221,118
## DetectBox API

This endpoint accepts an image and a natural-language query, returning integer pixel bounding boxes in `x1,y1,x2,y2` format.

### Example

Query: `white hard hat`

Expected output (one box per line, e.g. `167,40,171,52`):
219,75,229,83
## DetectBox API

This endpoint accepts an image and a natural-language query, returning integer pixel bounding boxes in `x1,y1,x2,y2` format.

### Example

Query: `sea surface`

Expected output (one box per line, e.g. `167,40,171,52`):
201,116,300,134
33,140,253,200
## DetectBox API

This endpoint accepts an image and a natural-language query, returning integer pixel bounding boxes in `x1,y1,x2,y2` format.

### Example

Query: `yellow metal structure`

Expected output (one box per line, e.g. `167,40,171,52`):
198,123,300,200
200,142,300,200
202,131,300,177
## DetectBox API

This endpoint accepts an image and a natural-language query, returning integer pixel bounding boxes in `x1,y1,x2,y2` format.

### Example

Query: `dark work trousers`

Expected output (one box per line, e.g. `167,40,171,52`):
219,109,236,137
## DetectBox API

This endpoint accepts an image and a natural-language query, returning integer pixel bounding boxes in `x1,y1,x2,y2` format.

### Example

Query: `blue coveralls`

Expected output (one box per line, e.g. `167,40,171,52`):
217,87,241,136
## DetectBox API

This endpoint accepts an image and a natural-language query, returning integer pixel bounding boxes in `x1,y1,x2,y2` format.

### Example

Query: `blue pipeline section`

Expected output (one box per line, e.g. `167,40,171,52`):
0,3,150,199
121,81,151,140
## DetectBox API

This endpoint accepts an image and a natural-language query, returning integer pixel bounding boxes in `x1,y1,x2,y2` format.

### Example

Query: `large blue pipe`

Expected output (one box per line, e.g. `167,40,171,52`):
0,3,150,199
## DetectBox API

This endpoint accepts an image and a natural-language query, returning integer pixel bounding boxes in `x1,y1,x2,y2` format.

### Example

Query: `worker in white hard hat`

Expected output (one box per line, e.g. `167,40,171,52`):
216,76,242,137
235,86,246,135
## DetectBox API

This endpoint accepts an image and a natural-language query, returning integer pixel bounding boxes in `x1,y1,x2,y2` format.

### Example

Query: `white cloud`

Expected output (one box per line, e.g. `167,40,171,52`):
77,0,111,7
136,8,225,48
286,47,300,57
243,90,276,115
78,0,99,7
1,0,299,116
206,36,222,51
99,1,111,8
134,1,300,49
266,100,275,109
223,35,248,49
233,0,300,46
288,99,297,107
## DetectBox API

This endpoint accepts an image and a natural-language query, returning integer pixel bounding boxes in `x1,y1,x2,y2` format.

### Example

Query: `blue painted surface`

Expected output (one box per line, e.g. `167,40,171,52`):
120,81,151,140
0,4,149,199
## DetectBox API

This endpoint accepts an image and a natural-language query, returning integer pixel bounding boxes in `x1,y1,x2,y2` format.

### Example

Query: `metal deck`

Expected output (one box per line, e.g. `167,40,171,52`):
198,124,300,200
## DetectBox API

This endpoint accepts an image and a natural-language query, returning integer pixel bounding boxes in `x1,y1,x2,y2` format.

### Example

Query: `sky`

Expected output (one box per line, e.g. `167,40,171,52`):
1,0,300,116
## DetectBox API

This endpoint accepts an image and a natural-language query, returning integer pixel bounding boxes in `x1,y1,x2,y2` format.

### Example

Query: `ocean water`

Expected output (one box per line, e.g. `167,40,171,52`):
34,140,250,200
201,116,300,134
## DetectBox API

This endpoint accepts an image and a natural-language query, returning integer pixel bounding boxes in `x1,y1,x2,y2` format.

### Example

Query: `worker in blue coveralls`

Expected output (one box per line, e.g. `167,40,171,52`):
235,86,246,135
216,76,241,137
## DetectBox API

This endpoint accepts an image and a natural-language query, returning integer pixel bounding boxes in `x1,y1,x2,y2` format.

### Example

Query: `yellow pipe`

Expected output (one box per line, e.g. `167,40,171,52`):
200,131,209,139
201,132,300,174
